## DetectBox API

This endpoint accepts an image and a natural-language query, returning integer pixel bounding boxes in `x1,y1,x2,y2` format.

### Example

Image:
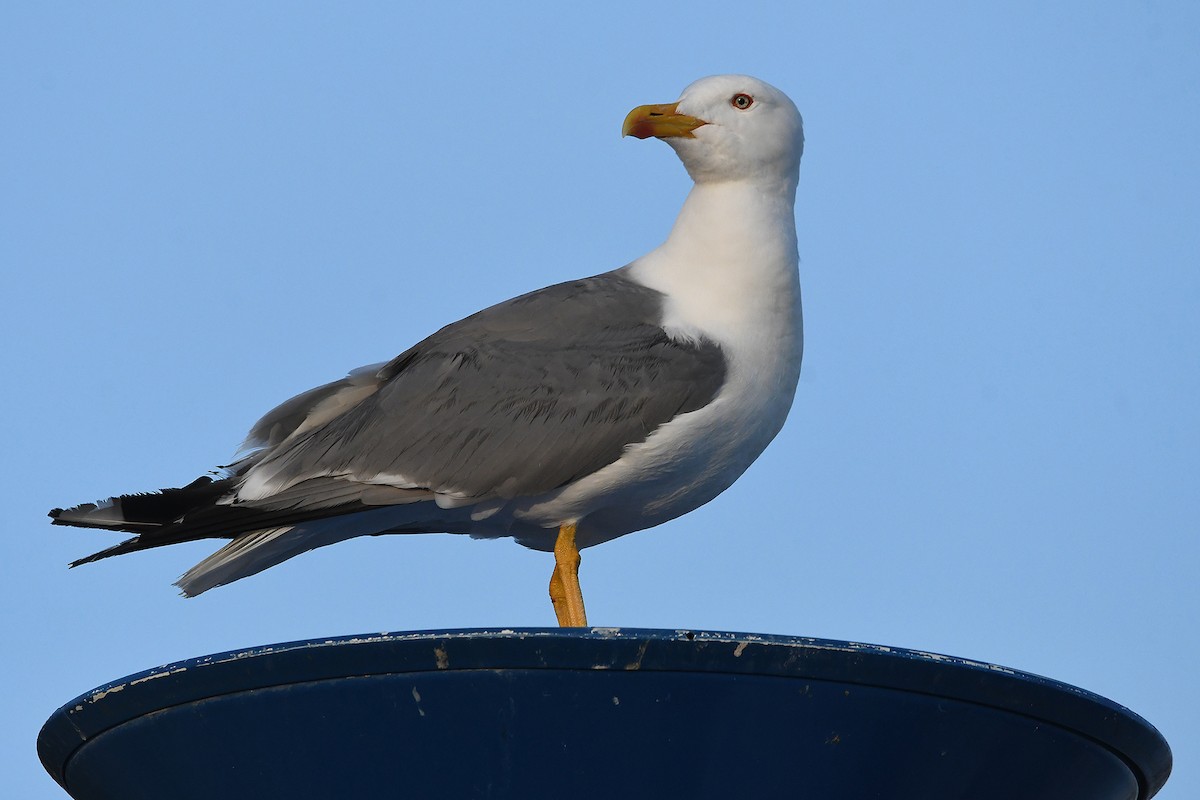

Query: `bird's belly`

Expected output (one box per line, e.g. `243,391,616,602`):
507,339,802,549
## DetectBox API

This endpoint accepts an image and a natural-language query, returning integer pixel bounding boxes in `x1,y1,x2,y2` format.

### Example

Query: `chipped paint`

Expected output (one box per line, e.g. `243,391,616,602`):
411,686,425,717
612,696,620,705
733,641,749,657
88,683,126,702
83,665,190,706
624,640,650,671
434,645,449,669
129,667,187,687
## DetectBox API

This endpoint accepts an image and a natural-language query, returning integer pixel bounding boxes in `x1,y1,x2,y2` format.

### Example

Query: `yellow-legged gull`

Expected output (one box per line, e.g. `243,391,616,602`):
51,75,805,627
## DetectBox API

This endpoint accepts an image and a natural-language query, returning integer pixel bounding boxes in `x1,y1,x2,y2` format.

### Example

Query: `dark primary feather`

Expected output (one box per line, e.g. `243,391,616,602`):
50,476,227,532
52,476,419,567
51,269,727,566
51,475,234,565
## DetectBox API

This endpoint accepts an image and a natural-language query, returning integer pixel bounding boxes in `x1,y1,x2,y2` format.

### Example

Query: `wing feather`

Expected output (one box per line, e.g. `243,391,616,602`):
239,270,726,504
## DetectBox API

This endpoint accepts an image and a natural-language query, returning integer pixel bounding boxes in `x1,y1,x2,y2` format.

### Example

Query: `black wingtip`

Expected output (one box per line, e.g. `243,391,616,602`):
48,502,107,527
68,535,145,568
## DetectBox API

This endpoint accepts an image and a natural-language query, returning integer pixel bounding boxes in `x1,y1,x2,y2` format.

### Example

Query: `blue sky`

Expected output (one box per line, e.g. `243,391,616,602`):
3,2,1197,797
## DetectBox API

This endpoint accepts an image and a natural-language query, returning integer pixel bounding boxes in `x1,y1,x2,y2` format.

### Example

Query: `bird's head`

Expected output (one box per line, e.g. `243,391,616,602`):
622,74,804,187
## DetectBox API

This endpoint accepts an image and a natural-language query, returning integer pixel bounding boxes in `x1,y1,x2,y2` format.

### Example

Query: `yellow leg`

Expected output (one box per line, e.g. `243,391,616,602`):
548,523,588,627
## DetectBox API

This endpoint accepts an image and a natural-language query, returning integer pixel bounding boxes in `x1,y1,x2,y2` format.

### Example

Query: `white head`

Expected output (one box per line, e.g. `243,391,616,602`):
623,74,804,188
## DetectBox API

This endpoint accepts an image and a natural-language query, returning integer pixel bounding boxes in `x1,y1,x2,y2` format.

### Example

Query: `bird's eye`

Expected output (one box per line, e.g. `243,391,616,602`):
731,93,754,110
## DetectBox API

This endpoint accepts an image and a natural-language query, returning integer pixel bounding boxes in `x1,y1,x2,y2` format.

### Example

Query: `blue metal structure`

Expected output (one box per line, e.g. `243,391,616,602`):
38,629,1172,799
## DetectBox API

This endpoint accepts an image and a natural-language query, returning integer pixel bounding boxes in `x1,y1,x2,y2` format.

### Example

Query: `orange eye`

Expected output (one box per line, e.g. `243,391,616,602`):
731,93,754,110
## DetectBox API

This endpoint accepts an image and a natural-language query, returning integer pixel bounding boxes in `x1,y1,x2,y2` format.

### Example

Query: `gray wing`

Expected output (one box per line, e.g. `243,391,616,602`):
241,270,726,503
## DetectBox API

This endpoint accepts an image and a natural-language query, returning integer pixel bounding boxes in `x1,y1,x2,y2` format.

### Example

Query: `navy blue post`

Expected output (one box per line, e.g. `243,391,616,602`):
38,629,1172,799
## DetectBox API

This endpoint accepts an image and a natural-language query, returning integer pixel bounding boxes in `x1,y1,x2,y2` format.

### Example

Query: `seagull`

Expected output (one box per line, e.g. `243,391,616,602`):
50,74,805,627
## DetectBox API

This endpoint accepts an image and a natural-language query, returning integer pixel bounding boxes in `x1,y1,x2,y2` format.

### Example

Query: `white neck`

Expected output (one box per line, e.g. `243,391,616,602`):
629,177,801,351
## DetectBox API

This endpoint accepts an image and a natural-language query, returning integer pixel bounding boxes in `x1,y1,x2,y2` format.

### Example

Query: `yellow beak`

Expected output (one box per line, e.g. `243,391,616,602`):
621,102,708,139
